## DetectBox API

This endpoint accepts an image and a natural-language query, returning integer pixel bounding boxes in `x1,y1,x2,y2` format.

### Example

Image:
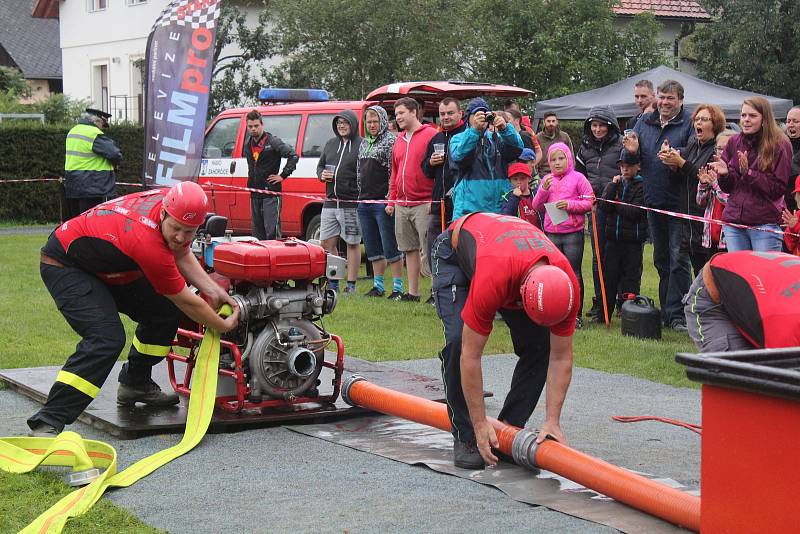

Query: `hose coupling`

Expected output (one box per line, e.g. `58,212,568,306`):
67,467,101,487
511,429,540,471
341,374,366,406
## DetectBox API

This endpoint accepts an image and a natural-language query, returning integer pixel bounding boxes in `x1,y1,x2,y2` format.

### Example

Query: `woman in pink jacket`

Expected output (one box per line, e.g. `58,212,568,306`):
533,142,594,326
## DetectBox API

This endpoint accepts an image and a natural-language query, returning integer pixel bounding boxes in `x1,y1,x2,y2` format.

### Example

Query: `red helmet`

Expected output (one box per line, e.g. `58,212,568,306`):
520,264,574,326
162,181,208,227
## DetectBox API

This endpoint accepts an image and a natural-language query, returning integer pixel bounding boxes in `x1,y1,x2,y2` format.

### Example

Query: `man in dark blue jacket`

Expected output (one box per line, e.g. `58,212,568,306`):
624,80,694,331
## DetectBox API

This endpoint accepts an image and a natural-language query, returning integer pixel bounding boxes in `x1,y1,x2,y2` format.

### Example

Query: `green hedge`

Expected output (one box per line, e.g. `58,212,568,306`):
0,124,144,222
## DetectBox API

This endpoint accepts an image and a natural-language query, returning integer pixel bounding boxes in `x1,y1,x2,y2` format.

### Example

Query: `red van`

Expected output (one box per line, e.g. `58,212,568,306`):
198,81,531,238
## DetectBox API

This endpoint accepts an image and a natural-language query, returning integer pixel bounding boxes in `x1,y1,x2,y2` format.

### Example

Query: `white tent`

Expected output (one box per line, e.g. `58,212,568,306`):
533,65,794,121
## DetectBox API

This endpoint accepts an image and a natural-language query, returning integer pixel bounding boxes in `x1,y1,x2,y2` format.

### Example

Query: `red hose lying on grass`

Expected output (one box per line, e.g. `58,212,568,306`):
342,375,700,532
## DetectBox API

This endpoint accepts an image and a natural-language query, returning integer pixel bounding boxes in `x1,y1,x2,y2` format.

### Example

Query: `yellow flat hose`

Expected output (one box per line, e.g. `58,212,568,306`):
0,305,231,534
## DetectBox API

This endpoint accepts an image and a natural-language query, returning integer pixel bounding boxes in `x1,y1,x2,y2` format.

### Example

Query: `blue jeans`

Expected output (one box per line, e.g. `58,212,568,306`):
357,203,401,263
722,224,783,252
546,231,585,315
432,232,550,444
648,211,691,326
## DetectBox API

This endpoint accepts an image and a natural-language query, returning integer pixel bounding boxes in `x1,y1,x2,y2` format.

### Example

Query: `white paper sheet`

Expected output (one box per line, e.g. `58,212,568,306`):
544,202,569,226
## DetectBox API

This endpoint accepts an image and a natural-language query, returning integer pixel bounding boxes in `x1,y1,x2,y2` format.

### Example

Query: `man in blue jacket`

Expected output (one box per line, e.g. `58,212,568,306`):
624,80,694,331
448,97,523,219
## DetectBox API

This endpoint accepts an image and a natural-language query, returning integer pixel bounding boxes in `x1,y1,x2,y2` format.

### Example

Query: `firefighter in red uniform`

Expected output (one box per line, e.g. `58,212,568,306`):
684,250,800,352
432,212,579,469
28,181,240,436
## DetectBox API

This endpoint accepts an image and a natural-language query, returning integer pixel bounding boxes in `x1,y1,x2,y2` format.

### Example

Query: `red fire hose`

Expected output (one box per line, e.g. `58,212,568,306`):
342,375,700,532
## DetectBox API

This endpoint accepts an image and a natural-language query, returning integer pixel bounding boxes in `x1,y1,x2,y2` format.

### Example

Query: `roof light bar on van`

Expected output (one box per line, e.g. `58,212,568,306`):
258,88,330,103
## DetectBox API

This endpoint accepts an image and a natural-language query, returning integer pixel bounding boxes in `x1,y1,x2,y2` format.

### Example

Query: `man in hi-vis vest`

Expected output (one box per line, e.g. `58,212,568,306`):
63,108,122,219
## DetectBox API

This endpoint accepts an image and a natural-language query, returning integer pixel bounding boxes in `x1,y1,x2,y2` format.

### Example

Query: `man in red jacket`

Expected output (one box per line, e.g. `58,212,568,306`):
432,212,578,469
684,250,800,351
29,182,240,436
385,97,437,301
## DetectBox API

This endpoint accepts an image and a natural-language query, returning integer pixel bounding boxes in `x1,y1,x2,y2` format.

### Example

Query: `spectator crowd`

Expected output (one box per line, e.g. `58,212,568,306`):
246,79,799,334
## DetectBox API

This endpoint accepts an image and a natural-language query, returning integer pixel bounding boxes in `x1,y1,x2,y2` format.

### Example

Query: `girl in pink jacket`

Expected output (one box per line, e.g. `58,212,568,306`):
532,142,594,326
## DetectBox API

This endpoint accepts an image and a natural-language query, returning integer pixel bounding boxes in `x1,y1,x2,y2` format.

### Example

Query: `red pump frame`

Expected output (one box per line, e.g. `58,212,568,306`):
166,327,345,413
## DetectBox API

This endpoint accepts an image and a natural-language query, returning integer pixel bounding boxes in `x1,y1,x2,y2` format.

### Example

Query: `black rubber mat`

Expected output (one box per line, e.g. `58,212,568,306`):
0,355,475,439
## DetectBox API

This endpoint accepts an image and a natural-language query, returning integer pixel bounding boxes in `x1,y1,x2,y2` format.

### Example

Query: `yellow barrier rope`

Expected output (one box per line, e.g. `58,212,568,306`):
0,305,230,533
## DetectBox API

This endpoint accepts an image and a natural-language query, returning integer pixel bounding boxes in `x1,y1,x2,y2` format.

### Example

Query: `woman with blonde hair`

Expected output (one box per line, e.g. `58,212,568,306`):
709,96,793,251
659,103,726,274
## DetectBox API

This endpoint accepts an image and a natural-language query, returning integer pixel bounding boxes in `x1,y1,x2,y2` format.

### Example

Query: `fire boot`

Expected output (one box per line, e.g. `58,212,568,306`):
453,438,485,470
117,379,179,407
27,422,59,437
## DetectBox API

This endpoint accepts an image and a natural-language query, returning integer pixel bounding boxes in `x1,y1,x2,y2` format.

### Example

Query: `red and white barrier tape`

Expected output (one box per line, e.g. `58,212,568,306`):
585,195,798,239
0,178,428,207
0,177,63,183
0,177,145,187
2,177,795,236
205,182,430,206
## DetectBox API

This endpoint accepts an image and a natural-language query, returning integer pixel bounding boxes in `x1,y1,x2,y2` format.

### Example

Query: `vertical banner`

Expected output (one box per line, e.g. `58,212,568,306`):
142,0,221,186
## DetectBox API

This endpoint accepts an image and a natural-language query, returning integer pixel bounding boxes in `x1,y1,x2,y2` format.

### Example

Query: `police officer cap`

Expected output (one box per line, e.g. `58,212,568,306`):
85,108,112,120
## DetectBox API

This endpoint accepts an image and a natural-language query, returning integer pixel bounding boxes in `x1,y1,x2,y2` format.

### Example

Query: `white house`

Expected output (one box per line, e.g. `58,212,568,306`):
32,0,264,123
612,0,711,75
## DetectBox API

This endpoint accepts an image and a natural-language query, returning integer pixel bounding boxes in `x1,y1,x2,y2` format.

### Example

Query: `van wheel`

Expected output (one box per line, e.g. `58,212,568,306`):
304,214,321,242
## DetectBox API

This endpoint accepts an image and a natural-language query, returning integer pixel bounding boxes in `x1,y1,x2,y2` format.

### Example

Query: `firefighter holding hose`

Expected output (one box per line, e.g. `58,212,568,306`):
432,212,578,469
28,181,240,436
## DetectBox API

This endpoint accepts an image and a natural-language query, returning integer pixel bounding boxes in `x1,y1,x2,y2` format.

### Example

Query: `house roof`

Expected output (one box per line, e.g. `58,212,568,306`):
1,0,61,79
613,1,711,21
32,0,58,18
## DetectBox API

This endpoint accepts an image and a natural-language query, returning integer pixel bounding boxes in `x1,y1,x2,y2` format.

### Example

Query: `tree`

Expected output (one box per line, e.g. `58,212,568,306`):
470,0,667,100
35,94,93,125
694,0,800,103
0,66,30,97
262,0,474,100
208,1,276,115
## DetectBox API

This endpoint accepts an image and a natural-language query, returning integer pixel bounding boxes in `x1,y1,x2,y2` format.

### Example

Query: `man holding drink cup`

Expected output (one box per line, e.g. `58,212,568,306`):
422,97,467,292
316,110,363,293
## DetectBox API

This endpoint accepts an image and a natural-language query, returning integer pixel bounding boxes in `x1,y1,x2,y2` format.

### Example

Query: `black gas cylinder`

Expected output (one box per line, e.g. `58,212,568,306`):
620,295,661,340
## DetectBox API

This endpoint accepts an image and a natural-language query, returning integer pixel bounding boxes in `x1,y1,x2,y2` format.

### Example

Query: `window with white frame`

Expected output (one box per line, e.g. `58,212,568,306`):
127,0,148,6
87,0,107,12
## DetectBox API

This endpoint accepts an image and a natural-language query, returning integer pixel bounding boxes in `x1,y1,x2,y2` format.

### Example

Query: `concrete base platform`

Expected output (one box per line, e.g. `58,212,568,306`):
0,354,470,439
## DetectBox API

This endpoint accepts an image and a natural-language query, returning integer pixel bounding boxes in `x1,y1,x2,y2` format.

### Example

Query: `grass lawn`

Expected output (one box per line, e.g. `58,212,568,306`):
0,229,696,532
0,231,696,387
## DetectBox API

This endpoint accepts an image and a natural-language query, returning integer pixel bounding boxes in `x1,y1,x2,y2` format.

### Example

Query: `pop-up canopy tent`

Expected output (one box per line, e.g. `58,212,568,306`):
533,65,793,122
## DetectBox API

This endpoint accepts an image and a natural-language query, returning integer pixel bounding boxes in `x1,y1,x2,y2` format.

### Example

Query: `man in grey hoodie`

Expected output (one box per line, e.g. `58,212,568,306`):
316,110,362,293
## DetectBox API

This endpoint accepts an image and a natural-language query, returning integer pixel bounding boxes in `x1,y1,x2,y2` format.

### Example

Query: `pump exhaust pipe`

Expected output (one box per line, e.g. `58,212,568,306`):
342,375,700,532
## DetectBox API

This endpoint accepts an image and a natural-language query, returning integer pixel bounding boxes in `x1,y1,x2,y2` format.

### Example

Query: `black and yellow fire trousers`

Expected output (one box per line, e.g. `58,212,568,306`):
29,263,180,432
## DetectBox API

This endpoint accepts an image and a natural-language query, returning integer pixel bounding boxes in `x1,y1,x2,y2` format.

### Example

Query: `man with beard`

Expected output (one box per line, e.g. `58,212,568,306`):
536,112,574,176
